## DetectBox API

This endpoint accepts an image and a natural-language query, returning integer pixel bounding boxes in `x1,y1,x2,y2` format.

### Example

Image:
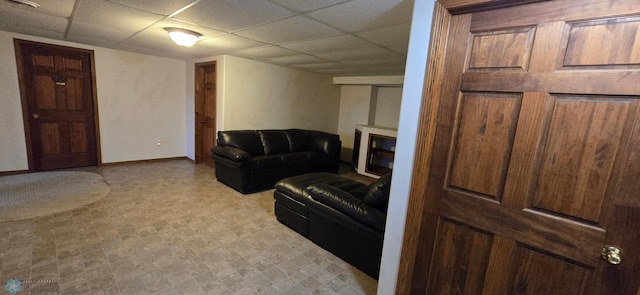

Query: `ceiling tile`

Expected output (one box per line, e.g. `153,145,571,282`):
74,0,165,33
0,25,65,40
230,46,299,60
197,34,267,53
235,16,342,44
67,21,134,42
388,45,409,55
343,57,406,68
315,67,370,76
0,0,415,76
108,0,196,16
355,23,411,47
0,5,68,33
269,0,349,13
307,0,413,32
316,47,404,62
0,0,75,18
64,34,122,49
174,1,294,32
291,62,347,70
280,34,375,53
265,54,328,65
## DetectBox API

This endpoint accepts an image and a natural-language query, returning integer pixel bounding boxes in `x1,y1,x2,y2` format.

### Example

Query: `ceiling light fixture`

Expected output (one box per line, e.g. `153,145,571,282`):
164,27,201,47
6,0,40,8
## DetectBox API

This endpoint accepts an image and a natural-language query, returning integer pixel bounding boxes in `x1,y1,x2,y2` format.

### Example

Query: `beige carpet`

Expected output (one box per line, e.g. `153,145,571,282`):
0,171,110,221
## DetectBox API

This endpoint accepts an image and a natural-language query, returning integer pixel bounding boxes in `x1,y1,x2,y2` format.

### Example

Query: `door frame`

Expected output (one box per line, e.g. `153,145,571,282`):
13,39,102,172
395,0,548,293
194,61,217,164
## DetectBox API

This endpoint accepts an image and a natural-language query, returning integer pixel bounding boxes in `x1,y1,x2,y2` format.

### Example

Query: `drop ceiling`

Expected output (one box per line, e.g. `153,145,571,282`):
0,0,414,76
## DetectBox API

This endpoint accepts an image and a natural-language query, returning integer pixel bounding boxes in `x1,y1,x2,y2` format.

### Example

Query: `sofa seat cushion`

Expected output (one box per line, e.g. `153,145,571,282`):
275,172,368,204
251,155,285,172
282,152,310,166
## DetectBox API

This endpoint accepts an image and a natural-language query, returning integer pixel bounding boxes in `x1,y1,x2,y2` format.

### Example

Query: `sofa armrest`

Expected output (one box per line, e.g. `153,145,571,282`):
212,146,251,162
305,184,386,231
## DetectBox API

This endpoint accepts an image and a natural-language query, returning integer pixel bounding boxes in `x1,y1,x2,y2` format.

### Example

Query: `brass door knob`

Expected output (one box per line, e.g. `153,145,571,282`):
32,113,40,119
601,246,622,265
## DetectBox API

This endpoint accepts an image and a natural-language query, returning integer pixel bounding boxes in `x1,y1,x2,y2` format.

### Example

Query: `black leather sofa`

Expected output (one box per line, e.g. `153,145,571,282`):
274,172,391,279
211,129,341,194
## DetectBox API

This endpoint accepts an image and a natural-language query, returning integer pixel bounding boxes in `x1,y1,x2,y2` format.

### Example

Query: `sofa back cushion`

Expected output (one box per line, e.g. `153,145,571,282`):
217,130,264,155
363,173,392,213
258,130,291,155
309,131,340,156
284,129,311,152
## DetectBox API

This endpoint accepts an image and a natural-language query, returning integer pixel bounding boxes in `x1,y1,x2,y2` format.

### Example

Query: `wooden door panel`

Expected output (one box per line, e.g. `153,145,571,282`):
70,122,88,154
468,27,535,71
448,93,521,199
64,76,84,110
61,56,82,70
532,97,633,223
40,123,61,155
506,243,589,294
34,73,56,110
32,54,54,67
429,219,493,294
562,17,640,68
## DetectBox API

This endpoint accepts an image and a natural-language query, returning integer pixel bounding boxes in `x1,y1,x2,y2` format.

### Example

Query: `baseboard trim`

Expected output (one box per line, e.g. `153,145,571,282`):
101,156,192,166
0,169,30,176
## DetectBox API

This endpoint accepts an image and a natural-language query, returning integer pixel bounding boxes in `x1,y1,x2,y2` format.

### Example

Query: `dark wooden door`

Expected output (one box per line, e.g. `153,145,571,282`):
400,0,640,294
16,40,98,171
195,62,216,168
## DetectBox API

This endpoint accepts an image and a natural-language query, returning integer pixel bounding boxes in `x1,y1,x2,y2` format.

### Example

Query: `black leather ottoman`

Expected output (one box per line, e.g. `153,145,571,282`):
273,172,368,236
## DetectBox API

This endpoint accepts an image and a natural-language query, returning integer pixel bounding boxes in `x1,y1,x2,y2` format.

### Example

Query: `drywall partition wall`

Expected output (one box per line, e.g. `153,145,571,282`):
95,49,187,163
374,87,403,129
337,85,375,162
0,31,29,172
223,56,340,132
378,0,435,293
0,30,187,171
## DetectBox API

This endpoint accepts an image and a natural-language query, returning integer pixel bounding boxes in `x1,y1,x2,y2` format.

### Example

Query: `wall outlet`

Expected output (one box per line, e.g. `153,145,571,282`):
156,138,162,146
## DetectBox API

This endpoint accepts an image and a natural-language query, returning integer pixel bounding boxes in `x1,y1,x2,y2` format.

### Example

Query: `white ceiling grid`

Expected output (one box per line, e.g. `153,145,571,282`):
0,0,413,76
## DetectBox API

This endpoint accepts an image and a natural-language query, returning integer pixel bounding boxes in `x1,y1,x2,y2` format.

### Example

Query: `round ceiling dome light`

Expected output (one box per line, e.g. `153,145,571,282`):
164,27,202,47
6,0,41,8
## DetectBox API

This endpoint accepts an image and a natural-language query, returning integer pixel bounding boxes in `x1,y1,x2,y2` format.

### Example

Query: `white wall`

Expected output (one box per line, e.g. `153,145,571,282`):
336,85,403,162
378,0,435,293
0,33,28,171
0,30,187,171
374,87,403,128
337,85,374,161
186,55,341,159
223,56,340,132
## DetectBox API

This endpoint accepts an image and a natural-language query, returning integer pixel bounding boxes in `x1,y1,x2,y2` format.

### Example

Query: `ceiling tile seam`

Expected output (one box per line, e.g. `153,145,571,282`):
266,0,354,14
62,0,83,39
168,0,201,17
290,14,409,53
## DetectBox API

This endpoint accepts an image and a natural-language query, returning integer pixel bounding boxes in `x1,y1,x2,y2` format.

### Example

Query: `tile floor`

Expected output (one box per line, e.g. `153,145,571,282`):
0,160,378,295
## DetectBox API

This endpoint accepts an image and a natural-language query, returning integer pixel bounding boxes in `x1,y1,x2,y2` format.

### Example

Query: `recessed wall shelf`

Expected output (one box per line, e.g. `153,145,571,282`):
353,124,397,178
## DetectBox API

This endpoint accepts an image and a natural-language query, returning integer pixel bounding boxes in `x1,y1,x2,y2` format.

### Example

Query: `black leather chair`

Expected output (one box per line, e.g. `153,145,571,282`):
274,172,391,279
211,129,341,194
